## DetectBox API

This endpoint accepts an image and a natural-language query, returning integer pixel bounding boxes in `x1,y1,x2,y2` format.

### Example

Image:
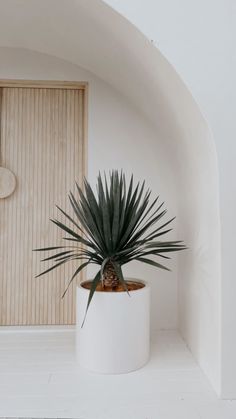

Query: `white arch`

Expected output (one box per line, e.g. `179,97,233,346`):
0,0,221,394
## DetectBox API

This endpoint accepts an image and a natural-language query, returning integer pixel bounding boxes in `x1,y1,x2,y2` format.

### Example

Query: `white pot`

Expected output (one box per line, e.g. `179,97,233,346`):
76,278,150,374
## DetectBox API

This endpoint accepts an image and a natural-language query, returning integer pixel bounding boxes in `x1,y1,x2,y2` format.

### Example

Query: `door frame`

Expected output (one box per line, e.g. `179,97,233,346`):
0,79,89,325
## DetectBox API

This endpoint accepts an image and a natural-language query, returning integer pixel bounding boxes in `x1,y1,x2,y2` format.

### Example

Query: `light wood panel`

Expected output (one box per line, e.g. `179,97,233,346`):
0,85,87,325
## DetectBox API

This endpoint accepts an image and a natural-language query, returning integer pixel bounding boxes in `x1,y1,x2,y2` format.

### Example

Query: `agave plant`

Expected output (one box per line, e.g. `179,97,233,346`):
34,171,186,322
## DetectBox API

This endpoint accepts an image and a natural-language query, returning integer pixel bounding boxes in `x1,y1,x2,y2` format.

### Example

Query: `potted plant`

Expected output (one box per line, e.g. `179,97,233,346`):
35,171,185,373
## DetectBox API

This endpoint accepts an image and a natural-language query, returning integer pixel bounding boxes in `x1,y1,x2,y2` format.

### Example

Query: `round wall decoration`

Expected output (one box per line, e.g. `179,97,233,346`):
0,167,16,198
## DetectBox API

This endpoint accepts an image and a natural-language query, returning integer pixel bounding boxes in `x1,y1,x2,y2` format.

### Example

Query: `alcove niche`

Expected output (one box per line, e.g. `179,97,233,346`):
0,0,221,395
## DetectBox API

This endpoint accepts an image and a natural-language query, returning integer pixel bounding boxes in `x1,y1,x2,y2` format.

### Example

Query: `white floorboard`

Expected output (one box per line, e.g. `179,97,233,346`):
0,328,235,419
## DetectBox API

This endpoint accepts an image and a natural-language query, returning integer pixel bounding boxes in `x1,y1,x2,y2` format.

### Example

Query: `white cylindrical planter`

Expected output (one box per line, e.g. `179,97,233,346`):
76,278,150,374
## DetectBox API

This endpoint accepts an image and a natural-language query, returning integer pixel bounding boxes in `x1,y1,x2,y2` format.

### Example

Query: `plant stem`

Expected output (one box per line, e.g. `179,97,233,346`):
103,261,119,289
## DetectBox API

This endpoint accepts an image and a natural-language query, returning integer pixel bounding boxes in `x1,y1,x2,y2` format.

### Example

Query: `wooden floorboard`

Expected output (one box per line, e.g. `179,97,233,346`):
0,329,235,419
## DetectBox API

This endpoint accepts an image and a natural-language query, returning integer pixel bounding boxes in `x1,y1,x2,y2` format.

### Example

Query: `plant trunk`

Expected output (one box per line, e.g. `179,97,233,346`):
103,261,119,289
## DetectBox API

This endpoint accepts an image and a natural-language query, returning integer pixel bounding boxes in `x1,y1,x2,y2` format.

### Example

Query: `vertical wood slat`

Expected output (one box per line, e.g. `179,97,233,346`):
0,86,86,325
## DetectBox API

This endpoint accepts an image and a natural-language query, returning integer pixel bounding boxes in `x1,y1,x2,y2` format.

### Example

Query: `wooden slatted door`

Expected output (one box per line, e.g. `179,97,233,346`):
0,83,87,325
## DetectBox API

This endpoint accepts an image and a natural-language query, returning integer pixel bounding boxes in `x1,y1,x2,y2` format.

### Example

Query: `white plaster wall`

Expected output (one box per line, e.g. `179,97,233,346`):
105,0,235,398
0,0,222,396
0,47,179,331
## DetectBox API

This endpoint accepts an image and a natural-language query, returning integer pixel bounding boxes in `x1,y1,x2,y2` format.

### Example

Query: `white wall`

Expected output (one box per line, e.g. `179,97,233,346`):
0,0,223,396
0,47,179,331
105,0,235,399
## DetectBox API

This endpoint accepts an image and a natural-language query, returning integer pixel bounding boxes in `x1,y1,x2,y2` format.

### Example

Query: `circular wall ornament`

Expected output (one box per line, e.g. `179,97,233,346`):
0,167,16,198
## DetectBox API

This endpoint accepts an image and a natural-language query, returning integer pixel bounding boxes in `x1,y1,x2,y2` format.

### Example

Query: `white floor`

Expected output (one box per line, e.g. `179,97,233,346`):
0,328,235,419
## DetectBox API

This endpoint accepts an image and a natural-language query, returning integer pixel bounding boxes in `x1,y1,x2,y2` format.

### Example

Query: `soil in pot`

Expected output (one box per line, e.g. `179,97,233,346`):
81,280,145,293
